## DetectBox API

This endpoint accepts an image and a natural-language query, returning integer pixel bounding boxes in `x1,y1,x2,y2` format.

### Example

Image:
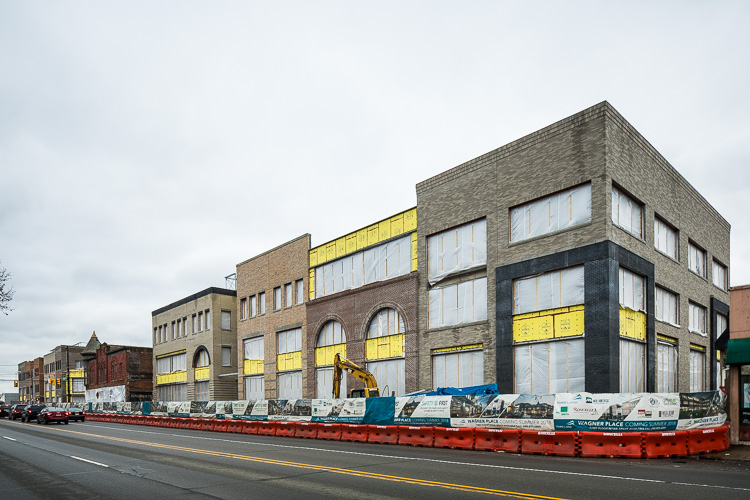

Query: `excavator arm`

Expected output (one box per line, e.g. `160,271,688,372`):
332,353,380,398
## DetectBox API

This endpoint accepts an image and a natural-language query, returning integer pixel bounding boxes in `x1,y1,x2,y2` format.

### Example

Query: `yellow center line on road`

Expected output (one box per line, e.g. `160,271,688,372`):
53,427,568,499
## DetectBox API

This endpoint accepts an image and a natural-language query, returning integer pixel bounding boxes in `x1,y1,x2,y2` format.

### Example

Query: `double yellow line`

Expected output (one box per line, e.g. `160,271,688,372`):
58,427,567,499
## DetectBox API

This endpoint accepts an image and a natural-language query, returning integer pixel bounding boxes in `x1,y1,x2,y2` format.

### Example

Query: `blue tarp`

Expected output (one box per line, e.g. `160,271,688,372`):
422,384,499,396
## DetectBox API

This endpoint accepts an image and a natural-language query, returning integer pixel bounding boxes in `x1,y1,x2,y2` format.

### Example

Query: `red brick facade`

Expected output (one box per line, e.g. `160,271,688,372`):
86,343,153,402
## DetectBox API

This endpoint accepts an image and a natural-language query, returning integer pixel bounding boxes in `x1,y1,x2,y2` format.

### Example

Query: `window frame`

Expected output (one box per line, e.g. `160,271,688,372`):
273,287,281,311
654,216,678,261
688,241,707,278
655,286,679,326
688,301,707,336
611,184,645,240
712,259,727,291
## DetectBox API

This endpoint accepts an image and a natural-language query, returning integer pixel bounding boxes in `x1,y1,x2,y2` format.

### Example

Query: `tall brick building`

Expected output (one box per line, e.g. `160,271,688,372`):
84,333,153,403
236,236,310,399
416,101,729,394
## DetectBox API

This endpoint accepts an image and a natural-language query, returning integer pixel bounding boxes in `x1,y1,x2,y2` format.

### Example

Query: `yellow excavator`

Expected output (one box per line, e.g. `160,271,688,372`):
332,353,380,398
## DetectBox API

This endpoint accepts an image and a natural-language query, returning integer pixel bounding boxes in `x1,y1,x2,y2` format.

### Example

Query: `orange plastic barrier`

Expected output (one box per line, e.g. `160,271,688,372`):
434,427,475,450
367,425,399,445
341,424,369,443
187,418,202,430
225,419,245,433
200,419,217,432
241,420,260,435
275,421,296,437
686,426,730,455
521,431,578,457
579,432,643,458
642,431,688,458
397,426,435,447
257,421,276,436
167,417,181,428
295,422,319,439
474,428,521,453
317,423,343,440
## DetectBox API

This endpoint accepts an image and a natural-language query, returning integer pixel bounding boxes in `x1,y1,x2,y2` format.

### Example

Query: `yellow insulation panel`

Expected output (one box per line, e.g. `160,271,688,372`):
513,306,585,343
309,208,418,266
244,359,264,375
194,366,210,380
690,343,706,352
315,344,347,366
276,351,302,372
619,308,647,341
156,371,187,386
411,232,418,271
309,269,316,300
70,368,84,378
366,334,405,360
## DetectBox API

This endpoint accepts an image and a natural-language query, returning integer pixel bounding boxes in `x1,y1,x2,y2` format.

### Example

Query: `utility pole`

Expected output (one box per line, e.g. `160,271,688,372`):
66,345,70,403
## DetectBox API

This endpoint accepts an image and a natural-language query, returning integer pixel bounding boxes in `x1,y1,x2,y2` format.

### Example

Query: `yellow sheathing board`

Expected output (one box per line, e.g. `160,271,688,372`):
156,371,187,386
309,208,418,266
243,359,264,375
70,369,84,378
157,349,187,359
690,343,706,352
657,334,677,344
619,308,647,341
411,232,418,271
194,366,210,380
366,334,405,360
277,351,302,371
309,269,316,300
513,306,585,343
315,344,347,366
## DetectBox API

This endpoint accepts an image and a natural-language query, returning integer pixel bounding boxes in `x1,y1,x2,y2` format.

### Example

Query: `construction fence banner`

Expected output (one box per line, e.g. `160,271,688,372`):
95,390,725,432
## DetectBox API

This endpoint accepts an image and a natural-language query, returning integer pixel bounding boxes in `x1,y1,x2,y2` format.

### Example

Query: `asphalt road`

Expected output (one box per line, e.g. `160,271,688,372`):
1,418,749,499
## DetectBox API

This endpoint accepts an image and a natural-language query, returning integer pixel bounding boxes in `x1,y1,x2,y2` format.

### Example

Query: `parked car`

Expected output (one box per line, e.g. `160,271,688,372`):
67,408,85,422
21,404,46,422
9,403,26,420
0,404,10,418
37,407,69,425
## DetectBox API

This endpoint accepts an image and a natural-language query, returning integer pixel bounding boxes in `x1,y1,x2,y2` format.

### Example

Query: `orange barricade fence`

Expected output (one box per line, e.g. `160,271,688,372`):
474,428,521,453
242,420,261,434
367,425,399,445
214,419,229,432
257,421,276,436
521,431,578,457
642,431,688,458
275,421,296,437
686,426,730,455
295,422,319,439
578,431,643,458
188,418,202,430
434,427,475,450
200,419,217,432
397,426,435,447
167,417,180,428
341,424,369,443
225,419,245,433
317,423,343,441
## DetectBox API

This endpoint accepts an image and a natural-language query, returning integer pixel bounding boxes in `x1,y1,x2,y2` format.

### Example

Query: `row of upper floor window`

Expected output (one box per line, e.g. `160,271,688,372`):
153,309,233,345
156,346,233,375
239,279,304,321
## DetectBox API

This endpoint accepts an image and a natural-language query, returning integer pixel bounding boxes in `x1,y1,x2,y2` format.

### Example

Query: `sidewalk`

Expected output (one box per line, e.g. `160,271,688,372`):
694,444,750,461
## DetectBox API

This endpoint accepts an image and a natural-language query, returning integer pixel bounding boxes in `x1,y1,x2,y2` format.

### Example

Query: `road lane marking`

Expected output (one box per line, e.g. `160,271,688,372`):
70,456,109,468
3,436,17,441
56,428,564,499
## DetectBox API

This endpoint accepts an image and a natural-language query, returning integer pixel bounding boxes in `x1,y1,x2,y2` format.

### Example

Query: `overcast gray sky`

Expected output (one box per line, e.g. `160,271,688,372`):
1,1,748,394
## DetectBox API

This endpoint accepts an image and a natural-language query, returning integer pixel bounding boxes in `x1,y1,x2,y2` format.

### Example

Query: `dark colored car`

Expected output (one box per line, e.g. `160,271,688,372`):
9,403,25,420
67,408,85,422
37,407,69,425
21,404,46,422
0,404,10,418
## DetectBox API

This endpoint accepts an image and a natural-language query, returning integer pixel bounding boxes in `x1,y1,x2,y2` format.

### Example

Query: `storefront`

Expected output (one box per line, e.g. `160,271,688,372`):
725,338,750,443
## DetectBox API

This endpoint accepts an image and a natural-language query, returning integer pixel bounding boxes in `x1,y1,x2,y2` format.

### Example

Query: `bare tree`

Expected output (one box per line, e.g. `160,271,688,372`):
0,261,14,315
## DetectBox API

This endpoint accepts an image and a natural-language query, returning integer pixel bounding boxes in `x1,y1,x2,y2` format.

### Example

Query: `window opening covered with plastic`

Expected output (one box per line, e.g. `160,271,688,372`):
428,277,487,329
612,185,644,239
315,321,347,399
511,183,591,243
427,219,486,285
432,348,483,389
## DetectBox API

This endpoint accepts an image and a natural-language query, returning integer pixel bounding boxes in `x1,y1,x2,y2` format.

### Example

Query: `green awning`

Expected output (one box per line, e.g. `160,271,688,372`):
725,339,750,364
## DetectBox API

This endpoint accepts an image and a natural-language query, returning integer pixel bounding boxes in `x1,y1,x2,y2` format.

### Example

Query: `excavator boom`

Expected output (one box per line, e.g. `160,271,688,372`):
332,353,380,398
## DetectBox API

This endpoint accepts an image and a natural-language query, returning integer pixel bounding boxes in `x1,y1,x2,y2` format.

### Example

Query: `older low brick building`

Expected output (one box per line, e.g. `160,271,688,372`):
17,357,43,403
84,333,153,402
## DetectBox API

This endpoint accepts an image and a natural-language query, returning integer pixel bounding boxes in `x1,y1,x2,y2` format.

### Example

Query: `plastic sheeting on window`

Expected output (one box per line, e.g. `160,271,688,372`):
513,339,585,394
655,287,679,326
432,350,483,389
654,218,678,259
690,349,706,392
278,370,302,400
314,235,411,298
689,302,706,335
367,308,405,338
278,328,302,354
510,184,591,243
194,349,210,368
427,219,487,285
244,375,264,400
368,358,405,396
316,366,345,399
657,342,677,392
428,277,487,329
712,260,727,290
619,267,645,312
612,185,643,238
620,339,645,393
244,337,264,360
85,385,126,403
688,242,705,276
513,266,584,315
317,320,346,346
157,353,186,375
